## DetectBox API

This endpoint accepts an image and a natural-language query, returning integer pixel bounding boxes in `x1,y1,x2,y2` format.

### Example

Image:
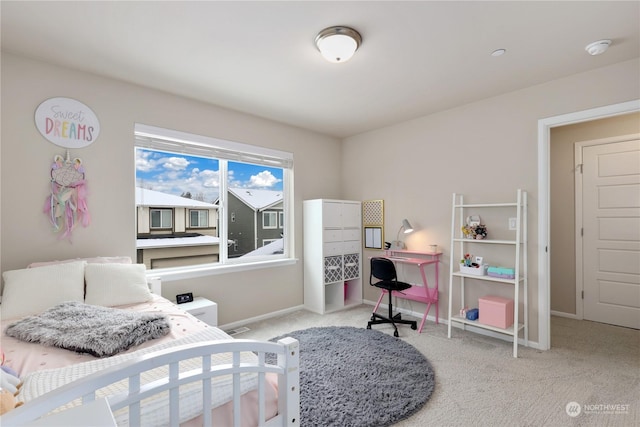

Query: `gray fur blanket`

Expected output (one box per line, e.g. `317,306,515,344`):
5,301,170,357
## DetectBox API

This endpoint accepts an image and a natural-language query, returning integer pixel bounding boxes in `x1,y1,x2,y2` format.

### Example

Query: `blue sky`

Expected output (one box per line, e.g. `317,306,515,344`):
136,148,283,203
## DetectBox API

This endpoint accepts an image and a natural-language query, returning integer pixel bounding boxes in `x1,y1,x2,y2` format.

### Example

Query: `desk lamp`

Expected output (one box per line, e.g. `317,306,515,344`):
390,219,414,250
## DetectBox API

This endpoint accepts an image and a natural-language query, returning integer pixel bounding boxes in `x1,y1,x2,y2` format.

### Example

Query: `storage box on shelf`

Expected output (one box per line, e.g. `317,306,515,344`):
479,295,514,329
447,189,528,358
487,266,515,279
304,199,363,314
460,265,485,276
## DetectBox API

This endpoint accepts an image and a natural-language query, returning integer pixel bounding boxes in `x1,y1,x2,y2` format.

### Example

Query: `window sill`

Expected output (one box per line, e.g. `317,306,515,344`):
146,258,298,283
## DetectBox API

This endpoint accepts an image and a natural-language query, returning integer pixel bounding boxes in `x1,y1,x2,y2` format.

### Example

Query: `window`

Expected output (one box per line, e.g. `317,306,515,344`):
190,210,209,228
263,211,277,229
150,209,172,229
135,124,293,273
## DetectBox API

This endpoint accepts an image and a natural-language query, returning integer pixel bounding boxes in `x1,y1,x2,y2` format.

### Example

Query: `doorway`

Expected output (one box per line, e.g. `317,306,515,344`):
538,100,640,351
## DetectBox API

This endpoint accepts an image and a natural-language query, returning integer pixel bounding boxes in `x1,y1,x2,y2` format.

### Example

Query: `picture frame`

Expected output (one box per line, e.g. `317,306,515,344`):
364,226,383,249
466,215,481,227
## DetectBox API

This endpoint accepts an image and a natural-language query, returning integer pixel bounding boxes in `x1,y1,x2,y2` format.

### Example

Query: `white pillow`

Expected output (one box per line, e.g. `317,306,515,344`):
1,261,86,320
84,263,152,307
27,256,132,269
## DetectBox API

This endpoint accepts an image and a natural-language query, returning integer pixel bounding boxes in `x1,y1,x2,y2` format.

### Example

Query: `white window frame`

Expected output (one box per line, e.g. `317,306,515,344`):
262,211,278,229
150,208,172,229
189,209,209,228
135,124,296,281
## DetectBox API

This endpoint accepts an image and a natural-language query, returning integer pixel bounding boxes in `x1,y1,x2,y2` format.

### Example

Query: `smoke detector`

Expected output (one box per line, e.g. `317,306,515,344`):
585,40,611,56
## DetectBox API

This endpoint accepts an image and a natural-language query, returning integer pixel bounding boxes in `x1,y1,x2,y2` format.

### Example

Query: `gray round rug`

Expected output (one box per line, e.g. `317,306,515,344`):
268,326,435,427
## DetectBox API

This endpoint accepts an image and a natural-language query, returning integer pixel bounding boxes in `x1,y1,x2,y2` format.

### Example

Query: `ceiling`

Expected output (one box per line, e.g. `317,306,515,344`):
2,1,639,138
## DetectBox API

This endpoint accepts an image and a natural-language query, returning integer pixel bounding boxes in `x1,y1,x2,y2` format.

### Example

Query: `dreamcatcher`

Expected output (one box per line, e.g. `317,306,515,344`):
44,151,90,240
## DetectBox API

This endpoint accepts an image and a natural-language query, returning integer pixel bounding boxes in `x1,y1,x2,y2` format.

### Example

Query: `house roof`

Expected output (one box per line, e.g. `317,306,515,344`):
228,188,283,211
3,2,637,138
136,235,219,249
241,238,284,257
136,187,218,209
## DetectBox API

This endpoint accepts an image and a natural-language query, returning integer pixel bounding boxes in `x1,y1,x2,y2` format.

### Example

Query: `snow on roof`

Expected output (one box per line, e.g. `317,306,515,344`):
242,238,284,257
136,234,220,249
136,187,218,208
228,187,282,211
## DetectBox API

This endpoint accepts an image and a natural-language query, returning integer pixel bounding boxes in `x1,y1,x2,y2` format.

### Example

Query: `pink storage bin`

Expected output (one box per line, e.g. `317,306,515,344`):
479,296,514,329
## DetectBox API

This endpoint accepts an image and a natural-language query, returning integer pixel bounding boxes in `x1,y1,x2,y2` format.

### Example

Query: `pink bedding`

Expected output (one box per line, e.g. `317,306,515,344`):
1,294,214,377
2,294,280,426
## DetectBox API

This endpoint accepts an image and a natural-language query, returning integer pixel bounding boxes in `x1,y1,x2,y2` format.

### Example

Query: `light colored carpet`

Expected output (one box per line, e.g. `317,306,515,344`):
238,305,639,427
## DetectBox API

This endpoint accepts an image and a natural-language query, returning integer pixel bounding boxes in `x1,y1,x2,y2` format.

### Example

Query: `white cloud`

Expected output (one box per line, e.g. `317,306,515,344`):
249,170,281,188
163,157,190,171
135,149,157,172
198,169,220,188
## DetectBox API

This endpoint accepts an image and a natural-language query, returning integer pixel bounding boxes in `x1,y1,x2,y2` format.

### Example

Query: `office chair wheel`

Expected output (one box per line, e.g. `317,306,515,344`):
367,324,371,329
394,330,399,338
411,324,417,330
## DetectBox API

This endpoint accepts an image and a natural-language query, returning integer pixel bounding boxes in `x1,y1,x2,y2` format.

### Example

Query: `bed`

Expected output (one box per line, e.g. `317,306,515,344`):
0,258,299,426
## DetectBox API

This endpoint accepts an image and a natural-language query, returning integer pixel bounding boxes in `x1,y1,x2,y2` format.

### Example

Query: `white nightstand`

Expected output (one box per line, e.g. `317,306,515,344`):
176,297,218,326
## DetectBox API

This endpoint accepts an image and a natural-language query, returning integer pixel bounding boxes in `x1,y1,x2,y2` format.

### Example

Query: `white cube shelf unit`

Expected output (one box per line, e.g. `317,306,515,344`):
303,199,363,314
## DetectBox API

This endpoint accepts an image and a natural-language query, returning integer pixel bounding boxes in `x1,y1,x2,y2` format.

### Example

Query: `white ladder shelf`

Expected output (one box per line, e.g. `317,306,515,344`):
447,189,528,357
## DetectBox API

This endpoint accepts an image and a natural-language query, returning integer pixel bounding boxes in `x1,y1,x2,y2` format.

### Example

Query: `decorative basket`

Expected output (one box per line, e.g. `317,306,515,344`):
460,265,486,276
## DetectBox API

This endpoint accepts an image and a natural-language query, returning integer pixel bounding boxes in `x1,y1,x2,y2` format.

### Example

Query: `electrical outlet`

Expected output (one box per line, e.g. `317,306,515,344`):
509,218,517,230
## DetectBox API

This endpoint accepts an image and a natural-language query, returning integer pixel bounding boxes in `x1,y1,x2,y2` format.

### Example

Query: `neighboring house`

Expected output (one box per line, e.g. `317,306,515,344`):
226,188,283,258
135,187,219,269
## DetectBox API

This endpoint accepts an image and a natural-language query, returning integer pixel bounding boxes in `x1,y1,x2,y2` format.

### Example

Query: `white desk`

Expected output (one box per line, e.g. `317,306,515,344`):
375,249,441,333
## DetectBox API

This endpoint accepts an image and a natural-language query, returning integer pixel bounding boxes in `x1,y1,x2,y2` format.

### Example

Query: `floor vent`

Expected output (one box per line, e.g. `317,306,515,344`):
226,326,250,336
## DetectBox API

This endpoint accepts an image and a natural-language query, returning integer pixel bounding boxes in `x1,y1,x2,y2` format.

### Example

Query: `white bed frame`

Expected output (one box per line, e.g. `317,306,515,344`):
2,337,300,427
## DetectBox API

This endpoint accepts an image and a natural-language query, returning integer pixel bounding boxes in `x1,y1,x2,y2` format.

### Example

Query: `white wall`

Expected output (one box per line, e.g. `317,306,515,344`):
2,52,639,334
0,52,343,325
342,59,640,344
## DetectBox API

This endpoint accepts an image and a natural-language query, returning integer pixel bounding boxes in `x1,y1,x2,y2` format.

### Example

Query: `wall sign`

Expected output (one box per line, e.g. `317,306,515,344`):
35,97,100,148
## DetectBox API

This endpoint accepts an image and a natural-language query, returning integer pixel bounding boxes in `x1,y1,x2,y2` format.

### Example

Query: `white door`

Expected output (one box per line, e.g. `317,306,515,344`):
578,135,640,329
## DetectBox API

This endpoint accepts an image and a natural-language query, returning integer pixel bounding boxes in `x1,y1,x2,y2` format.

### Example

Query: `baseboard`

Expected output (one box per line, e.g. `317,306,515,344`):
550,310,580,320
224,300,543,351
220,304,305,331
364,298,542,350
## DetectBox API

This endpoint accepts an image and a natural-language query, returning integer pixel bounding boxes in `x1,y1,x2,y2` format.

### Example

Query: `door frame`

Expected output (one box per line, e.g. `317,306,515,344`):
537,99,640,351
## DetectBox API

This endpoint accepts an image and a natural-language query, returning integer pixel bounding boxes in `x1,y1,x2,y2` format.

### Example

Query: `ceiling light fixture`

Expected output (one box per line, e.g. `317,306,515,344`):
585,39,611,56
315,26,362,63
491,48,506,57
